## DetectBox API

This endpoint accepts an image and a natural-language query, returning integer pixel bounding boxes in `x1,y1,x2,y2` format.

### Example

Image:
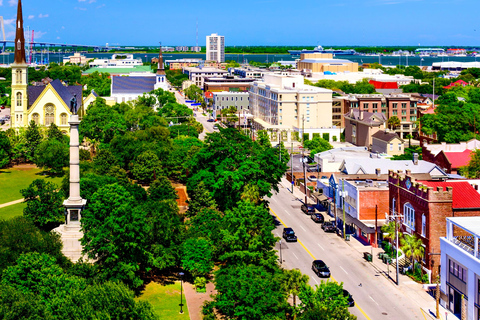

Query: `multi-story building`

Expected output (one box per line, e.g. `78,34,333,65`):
344,109,387,147
63,53,88,65
206,33,225,63
389,172,480,280
212,91,249,111
233,67,264,79
440,217,480,319
297,53,358,74
249,74,340,142
204,76,255,92
190,46,201,52
183,67,228,88
165,59,201,70
339,93,418,138
89,54,143,68
175,46,189,52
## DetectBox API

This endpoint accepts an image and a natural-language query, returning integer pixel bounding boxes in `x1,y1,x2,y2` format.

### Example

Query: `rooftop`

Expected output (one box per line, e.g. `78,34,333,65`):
83,66,152,74
448,216,480,238
418,180,480,209
443,150,473,169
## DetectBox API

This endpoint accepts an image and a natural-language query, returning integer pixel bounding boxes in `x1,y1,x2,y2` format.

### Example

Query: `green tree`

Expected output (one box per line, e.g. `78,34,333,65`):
182,238,214,278
303,136,333,156
148,176,178,202
93,148,118,175
387,116,401,130
131,150,162,183
34,139,69,175
400,233,425,267
158,102,194,123
213,264,288,320
21,180,65,232
460,149,480,178
185,181,217,217
282,269,310,319
298,281,356,320
0,130,11,168
25,120,43,162
46,123,65,142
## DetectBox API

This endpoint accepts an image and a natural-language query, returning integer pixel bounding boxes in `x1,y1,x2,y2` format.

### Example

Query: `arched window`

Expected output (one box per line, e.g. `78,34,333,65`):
403,203,415,230
45,104,55,126
421,214,426,237
32,113,39,125
60,113,67,125
16,69,22,84
16,92,22,107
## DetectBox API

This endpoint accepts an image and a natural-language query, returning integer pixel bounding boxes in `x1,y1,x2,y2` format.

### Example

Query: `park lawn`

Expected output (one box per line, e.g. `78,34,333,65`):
137,282,189,320
0,166,63,205
0,202,26,220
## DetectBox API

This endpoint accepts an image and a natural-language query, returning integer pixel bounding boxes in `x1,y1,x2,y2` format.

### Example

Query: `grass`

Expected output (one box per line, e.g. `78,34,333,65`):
0,202,26,220
0,166,63,204
137,282,189,320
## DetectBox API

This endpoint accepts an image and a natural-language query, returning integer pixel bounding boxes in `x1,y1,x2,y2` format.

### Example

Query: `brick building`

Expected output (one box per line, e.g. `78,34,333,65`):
388,171,480,279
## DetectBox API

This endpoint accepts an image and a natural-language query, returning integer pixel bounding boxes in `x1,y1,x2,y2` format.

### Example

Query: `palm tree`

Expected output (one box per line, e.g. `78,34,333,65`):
282,269,309,319
387,116,401,130
400,234,424,270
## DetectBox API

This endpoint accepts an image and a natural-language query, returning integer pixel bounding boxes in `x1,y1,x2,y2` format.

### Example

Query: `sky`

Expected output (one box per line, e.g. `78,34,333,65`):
0,0,479,47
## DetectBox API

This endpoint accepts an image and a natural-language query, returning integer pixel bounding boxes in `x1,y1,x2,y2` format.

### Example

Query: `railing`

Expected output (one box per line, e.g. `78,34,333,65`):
452,237,475,255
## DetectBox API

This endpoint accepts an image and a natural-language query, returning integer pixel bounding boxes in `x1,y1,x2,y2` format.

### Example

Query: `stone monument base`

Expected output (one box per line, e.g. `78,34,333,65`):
53,223,85,263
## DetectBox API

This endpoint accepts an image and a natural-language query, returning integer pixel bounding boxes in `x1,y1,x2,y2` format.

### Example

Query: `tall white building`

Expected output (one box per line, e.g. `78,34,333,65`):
206,33,225,63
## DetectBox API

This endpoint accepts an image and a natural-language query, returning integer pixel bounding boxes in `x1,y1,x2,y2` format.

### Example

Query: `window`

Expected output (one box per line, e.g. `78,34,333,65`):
421,214,426,237
373,103,378,110
392,111,397,115
307,117,310,122
306,110,310,115
16,69,21,84
60,113,67,125
402,103,407,109
449,260,467,282
307,103,310,108
402,117,407,121
16,92,22,107
45,104,55,126
32,113,39,125
390,143,393,151
398,143,402,151
403,203,415,230
363,103,368,110
393,103,398,109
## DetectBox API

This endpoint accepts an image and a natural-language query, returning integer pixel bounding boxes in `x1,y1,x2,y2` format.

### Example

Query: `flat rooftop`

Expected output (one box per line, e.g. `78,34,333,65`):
448,217,480,237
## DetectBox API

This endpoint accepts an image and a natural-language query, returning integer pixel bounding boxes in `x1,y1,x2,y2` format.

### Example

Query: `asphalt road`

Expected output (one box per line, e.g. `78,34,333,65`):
174,90,215,140
269,183,426,320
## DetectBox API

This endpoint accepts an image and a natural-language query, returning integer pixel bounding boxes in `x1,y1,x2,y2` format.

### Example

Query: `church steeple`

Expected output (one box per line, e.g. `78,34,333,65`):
14,0,26,65
156,42,165,75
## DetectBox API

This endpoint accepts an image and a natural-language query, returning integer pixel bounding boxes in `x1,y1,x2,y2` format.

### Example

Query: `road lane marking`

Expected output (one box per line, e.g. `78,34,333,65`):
292,252,299,260
271,198,277,203
420,308,428,320
312,277,319,284
284,209,291,216
317,243,324,250
369,296,379,306
270,206,372,320
339,266,348,275
300,225,306,232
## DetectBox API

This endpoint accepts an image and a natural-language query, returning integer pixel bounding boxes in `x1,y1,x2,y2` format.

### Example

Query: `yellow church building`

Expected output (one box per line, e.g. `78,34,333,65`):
10,0,86,133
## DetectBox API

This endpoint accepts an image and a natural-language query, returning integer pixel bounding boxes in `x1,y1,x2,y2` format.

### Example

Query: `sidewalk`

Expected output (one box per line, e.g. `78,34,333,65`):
0,198,23,208
183,281,216,320
278,176,459,320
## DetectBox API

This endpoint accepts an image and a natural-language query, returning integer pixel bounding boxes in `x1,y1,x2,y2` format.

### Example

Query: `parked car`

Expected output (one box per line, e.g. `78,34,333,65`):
0,106,4,109
322,221,336,233
312,260,331,278
207,119,215,122
311,213,324,223
342,289,355,307
308,175,318,181
282,227,297,242
307,165,318,172
301,204,316,214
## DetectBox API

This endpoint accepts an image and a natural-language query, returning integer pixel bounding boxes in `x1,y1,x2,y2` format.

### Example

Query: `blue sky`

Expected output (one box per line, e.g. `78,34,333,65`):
1,0,479,47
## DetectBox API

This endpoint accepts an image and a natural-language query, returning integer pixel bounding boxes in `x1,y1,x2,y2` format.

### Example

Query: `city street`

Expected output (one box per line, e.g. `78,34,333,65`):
174,90,214,139
269,181,428,320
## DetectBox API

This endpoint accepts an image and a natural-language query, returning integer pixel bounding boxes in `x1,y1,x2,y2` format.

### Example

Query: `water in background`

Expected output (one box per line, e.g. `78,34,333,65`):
1,52,479,67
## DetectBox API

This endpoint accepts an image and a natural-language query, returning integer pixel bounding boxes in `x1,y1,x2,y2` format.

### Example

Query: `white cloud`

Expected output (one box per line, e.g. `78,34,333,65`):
61,26,65,29
0,1,3,6
57,36,60,39
38,14,49,18
97,3,105,8
34,31,46,39
8,0,16,6
5,31,14,39
74,7,87,10
3,18,14,25
89,0,97,2
28,15,35,19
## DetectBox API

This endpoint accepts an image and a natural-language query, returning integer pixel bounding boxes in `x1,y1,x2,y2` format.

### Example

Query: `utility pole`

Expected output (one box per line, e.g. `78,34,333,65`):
291,142,294,194
302,115,307,206
342,179,346,240
389,209,404,286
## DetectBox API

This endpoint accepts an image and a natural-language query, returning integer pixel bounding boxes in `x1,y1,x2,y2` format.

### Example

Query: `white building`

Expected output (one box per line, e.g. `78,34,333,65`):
440,217,480,319
309,68,415,86
110,72,168,104
63,53,88,65
249,74,341,142
89,54,143,68
183,66,227,88
206,33,225,63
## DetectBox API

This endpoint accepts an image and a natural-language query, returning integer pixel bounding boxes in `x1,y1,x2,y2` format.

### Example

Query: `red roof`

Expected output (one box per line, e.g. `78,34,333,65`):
443,150,473,169
369,80,398,89
444,79,468,89
417,181,480,209
204,91,213,98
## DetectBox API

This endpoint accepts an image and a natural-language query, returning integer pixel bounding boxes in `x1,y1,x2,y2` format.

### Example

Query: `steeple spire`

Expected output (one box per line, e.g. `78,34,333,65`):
14,0,26,64
157,42,165,75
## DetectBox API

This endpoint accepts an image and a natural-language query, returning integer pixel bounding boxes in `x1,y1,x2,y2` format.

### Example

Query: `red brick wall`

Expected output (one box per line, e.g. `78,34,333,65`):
358,189,389,220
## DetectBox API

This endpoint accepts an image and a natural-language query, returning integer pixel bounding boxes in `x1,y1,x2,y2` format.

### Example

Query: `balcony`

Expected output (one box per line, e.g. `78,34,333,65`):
446,217,480,259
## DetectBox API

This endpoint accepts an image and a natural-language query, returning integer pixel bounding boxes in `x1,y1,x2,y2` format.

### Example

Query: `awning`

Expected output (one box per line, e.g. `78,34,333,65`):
312,193,328,202
337,214,385,234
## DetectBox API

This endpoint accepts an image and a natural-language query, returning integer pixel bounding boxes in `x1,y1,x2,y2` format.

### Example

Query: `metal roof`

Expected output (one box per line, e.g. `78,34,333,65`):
112,76,157,95
448,217,480,237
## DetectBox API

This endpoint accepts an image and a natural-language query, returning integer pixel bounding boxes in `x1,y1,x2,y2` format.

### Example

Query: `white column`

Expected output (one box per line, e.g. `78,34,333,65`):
446,220,453,240
68,115,81,202
475,236,479,259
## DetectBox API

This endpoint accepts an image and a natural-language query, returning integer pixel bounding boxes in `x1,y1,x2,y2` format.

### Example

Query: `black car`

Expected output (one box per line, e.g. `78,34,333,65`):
312,260,331,278
282,227,297,242
322,221,336,232
311,213,324,223
301,204,316,214
342,289,355,307
207,119,215,122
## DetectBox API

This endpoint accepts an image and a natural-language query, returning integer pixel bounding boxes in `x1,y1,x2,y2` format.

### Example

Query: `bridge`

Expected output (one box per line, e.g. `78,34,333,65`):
0,40,120,54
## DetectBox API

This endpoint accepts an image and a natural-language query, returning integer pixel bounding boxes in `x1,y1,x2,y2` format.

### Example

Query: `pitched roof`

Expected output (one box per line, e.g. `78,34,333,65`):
369,80,398,89
372,131,403,143
417,180,480,209
345,109,386,126
111,76,157,95
443,150,473,169
27,79,82,109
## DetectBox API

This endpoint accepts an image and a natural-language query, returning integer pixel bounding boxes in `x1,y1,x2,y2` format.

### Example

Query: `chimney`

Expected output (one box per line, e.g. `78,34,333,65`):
413,153,419,165
360,111,364,120
375,168,381,177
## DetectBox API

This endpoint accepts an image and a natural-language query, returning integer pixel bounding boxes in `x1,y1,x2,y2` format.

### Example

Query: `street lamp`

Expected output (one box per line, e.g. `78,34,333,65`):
179,272,185,314
279,239,282,264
